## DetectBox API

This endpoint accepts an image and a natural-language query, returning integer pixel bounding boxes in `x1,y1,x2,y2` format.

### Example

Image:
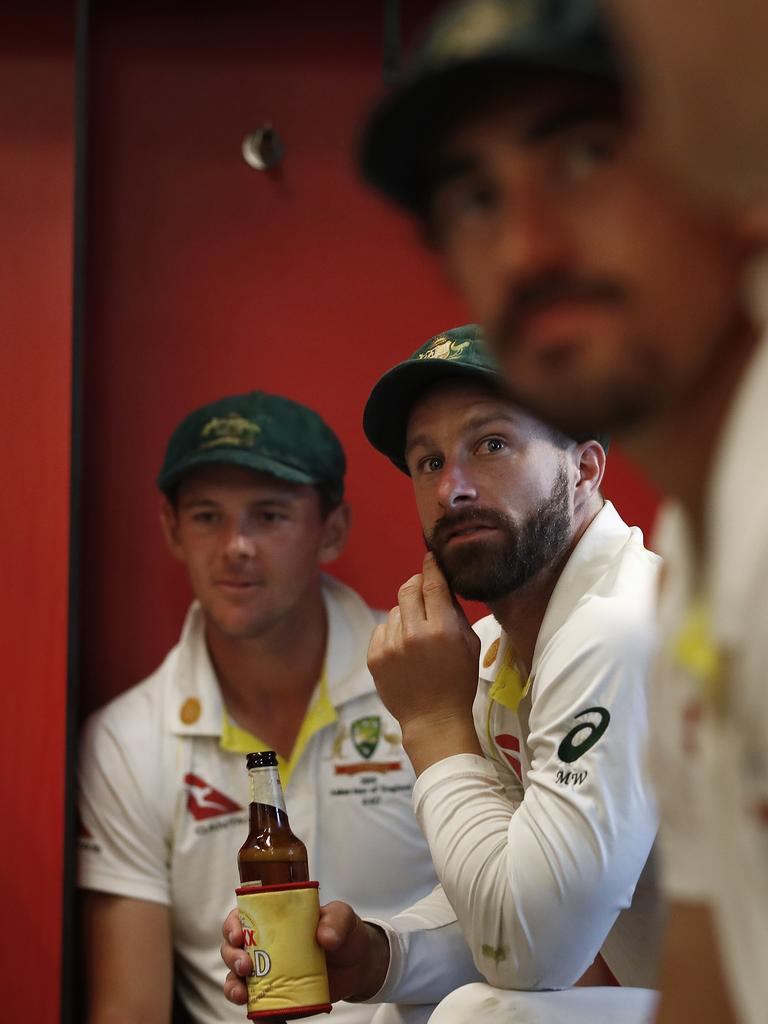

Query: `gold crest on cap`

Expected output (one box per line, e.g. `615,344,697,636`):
431,0,533,62
417,336,471,362
198,412,261,451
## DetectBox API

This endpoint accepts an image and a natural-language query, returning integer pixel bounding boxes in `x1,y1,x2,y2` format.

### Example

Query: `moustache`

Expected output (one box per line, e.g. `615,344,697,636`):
494,272,627,346
428,507,511,549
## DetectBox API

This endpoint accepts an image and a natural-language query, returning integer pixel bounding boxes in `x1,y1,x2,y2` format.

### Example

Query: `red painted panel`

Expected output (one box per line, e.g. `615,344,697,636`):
81,4,658,713
0,10,75,1017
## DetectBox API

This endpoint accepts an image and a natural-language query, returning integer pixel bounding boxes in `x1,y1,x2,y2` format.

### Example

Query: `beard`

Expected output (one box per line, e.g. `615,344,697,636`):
487,274,672,438
426,468,573,602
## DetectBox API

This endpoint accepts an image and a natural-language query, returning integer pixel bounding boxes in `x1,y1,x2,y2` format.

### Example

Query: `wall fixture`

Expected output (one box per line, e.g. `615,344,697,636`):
242,125,284,170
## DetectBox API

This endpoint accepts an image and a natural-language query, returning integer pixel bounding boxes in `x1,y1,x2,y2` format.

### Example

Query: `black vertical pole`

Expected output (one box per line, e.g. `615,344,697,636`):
382,0,401,85
61,0,89,1020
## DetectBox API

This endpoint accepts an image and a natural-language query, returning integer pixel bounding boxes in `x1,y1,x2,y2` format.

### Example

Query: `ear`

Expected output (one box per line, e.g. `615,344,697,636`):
318,502,351,565
159,496,187,563
572,441,606,513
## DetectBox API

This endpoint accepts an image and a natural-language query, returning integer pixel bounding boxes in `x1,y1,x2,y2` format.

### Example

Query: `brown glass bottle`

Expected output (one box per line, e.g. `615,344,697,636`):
237,750,310,886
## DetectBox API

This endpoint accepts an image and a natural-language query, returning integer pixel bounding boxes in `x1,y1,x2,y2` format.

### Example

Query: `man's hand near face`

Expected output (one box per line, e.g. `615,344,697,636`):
367,552,482,776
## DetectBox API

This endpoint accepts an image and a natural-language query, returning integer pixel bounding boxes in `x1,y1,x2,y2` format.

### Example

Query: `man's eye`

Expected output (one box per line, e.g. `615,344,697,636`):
461,184,499,223
480,437,506,455
435,179,500,229
561,131,619,181
420,456,444,474
461,182,497,212
258,511,286,524
192,511,217,525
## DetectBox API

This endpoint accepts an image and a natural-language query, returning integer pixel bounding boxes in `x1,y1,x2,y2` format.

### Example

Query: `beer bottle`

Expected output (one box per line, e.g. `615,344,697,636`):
238,750,310,886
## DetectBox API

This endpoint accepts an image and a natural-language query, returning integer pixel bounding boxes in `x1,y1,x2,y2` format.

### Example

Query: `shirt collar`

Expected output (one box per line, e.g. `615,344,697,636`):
321,574,383,706
532,501,635,666
165,602,224,737
220,672,338,787
164,576,378,737
707,328,768,641
477,503,635,685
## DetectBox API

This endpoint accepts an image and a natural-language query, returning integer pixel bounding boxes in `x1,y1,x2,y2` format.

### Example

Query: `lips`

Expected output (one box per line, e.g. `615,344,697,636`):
522,300,617,342
444,523,500,545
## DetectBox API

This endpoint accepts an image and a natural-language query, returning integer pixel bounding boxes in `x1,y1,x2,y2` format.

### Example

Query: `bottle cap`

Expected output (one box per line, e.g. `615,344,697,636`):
246,750,278,769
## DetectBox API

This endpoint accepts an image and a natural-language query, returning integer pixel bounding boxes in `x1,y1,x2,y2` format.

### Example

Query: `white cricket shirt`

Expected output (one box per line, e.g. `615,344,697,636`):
372,502,663,1004
651,331,768,1024
78,575,438,1024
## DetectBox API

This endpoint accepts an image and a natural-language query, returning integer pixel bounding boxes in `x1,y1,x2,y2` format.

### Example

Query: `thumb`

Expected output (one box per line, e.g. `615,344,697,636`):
316,901,359,952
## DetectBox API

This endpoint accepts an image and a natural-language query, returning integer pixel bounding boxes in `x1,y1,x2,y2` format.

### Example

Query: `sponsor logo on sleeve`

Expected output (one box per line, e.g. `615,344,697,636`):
555,706,610,787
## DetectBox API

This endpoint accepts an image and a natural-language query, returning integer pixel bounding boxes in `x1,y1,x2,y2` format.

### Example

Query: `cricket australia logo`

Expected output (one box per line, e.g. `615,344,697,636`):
329,718,403,777
351,716,381,760
429,0,532,63
198,412,261,451
416,336,471,362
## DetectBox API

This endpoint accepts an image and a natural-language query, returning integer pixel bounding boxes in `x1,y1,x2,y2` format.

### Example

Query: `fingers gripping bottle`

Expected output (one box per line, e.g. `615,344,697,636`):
236,751,331,1020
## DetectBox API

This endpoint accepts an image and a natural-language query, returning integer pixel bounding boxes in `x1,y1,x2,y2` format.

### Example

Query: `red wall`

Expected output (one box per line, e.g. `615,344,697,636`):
81,4,659,713
0,10,75,1017
0,6,658,1018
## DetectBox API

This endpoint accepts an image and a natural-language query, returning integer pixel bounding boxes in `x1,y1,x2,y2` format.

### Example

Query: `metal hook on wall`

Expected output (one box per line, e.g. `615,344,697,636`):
242,125,285,170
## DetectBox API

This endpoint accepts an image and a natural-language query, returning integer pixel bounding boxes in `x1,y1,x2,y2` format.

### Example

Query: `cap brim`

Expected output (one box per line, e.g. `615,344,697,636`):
157,448,319,495
360,48,619,211
363,358,503,473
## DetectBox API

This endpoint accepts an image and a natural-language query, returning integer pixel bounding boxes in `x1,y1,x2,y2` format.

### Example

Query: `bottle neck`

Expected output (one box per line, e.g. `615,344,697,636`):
247,765,286,811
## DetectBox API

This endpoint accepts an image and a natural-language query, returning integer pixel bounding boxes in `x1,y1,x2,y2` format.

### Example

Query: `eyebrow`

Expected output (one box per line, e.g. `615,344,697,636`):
522,100,620,143
429,154,478,194
179,494,297,510
405,411,522,459
430,100,621,191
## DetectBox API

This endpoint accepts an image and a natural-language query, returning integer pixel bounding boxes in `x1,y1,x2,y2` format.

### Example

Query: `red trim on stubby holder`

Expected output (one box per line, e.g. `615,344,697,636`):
247,1001,332,1019
236,880,320,895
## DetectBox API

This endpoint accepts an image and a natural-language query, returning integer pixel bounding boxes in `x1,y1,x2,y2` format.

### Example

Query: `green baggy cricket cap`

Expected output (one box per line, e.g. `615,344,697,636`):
364,323,609,472
360,0,624,212
157,391,346,504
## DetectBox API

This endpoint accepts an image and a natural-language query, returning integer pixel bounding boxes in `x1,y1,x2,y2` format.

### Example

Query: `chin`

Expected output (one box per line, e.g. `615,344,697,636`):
497,343,666,437
207,607,269,640
440,558,507,602
516,379,660,438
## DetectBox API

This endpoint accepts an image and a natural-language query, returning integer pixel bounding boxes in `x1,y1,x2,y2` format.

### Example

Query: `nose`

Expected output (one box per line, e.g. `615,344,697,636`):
495,184,569,282
224,522,255,561
436,459,478,510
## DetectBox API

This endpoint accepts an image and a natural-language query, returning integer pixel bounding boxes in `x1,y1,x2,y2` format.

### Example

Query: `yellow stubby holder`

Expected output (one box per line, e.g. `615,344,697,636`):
235,880,332,1020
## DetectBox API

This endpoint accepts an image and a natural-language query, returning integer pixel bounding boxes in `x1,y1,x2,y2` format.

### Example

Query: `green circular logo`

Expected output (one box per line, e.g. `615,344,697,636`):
557,707,610,764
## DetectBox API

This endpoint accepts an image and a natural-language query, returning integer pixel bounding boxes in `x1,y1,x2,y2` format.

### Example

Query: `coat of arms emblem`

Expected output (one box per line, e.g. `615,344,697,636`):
351,716,381,760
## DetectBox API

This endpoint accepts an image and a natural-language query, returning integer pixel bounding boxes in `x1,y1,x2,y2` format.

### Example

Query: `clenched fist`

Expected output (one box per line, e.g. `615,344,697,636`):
367,552,483,775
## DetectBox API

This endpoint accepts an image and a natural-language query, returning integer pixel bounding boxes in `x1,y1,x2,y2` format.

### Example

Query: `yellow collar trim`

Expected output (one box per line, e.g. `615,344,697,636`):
488,652,530,714
673,599,724,707
220,672,338,789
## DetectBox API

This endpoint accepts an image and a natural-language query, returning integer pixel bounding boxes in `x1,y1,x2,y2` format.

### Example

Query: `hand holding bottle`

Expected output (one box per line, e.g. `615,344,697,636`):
222,901,391,1007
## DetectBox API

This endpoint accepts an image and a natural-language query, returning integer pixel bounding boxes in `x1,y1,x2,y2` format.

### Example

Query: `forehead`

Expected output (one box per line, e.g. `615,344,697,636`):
406,378,548,441
175,464,312,504
437,75,623,160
